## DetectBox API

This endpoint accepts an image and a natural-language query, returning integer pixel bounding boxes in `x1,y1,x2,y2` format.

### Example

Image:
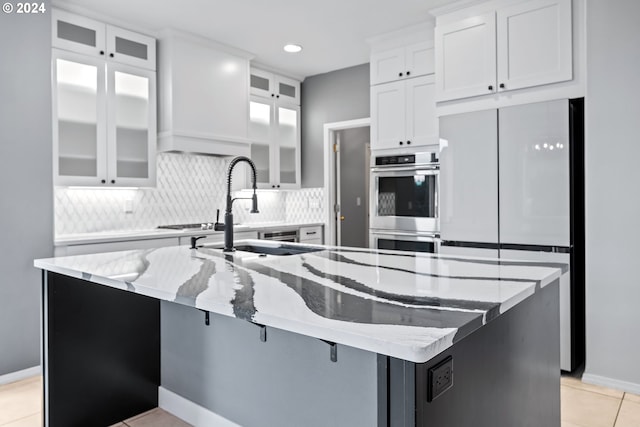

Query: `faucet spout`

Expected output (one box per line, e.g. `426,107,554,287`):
224,156,259,252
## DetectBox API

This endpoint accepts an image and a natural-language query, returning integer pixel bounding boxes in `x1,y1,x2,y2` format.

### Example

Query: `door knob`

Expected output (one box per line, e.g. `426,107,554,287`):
340,216,345,221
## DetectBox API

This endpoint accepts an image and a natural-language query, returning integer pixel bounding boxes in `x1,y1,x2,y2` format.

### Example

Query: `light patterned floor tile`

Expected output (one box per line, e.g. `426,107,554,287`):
1,413,41,427
615,400,640,427
562,376,625,399
624,392,640,404
0,377,42,425
561,385,621,427
124,408,191,427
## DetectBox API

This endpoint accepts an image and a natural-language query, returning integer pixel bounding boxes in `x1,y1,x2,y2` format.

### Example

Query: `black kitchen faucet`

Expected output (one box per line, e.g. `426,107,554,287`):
213,156,259,252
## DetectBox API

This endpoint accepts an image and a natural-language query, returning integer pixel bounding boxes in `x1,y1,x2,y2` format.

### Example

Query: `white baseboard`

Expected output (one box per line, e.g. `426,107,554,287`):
582,373,640,395
158,387,240,427
0,366,42,386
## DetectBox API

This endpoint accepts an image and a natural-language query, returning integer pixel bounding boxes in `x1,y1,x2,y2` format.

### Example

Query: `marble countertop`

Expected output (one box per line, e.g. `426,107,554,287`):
55,222,324,246
34,241,564,363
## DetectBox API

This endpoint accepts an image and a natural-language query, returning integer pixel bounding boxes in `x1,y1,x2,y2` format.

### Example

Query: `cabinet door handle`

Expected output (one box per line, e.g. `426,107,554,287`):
272,184,276,188
398,72,403,77
101,179,106,184
406,71,411,76
109,53,114,58
276,184,281,188
271,94,275,97
276,94,280,98
99,50,104,55
488,85,494,91
407,140,411,145
499,83,505,89
399,141,404,145
111,179,116,184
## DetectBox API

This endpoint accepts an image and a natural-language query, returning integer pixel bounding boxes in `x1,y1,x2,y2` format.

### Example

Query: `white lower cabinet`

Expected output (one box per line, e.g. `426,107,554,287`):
299,225,323,245
54,237,178,256
371,75,437,151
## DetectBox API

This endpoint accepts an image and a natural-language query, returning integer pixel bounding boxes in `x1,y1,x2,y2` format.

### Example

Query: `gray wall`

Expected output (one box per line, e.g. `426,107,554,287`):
584,0,640,389
301,63,370,188
0,4,53,375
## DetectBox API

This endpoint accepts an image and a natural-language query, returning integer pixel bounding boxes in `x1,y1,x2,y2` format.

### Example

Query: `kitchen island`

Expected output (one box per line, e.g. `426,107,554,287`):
35,241,564,427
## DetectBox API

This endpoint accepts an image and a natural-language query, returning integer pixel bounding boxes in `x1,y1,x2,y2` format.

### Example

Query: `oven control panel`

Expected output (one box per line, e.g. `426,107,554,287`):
374,151,438,167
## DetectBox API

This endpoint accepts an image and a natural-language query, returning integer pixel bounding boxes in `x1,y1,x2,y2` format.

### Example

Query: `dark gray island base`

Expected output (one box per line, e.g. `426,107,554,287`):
42,267,560,427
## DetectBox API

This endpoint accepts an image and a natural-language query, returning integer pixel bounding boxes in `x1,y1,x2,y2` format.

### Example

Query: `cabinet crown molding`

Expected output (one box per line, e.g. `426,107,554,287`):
367,22,435,53
157,28,255,60
429,0,489,17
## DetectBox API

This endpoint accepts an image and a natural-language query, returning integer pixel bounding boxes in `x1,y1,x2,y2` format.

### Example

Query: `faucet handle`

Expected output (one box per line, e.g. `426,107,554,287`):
214,208,225,231
190,236,207,249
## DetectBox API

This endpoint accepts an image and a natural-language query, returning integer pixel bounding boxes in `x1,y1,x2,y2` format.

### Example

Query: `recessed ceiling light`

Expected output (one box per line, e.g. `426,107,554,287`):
284,44,303,53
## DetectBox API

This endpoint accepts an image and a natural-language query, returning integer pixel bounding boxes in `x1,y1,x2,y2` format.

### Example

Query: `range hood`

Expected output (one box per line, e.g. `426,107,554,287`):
157,131,250,157
157,29,253,157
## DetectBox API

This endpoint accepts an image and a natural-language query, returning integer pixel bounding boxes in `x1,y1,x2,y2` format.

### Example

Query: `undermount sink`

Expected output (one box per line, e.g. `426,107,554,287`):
199,240,323,256
233,243,323,256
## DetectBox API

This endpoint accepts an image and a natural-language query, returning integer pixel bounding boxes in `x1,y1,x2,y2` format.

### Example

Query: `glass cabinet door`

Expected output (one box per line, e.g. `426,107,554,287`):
275,75,300,105
276,104,300,187
249,96,273,187
106,26,156,71
107,64,156,186
52,9,105,57
249,68,274,99
53,50,107,186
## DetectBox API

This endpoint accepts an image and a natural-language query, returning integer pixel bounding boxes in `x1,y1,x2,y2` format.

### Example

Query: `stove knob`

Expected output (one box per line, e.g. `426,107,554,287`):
201,224,207,230
207,223,213,229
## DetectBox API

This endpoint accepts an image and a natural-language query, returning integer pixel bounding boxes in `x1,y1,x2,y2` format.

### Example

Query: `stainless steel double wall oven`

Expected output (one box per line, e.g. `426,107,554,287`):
369,150,440,253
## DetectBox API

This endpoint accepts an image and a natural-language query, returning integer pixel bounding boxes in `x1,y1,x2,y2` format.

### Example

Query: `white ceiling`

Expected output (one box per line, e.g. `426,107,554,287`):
55,0,455,79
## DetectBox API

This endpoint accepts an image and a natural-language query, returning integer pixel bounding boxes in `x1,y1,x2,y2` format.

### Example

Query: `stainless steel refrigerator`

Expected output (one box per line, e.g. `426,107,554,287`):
439,98,585,372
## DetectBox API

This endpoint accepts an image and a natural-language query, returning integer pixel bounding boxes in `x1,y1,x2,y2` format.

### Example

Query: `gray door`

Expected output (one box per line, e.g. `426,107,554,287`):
336,127,370,248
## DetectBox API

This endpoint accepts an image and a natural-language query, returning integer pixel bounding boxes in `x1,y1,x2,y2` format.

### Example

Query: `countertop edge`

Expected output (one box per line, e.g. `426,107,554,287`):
54,222,325,246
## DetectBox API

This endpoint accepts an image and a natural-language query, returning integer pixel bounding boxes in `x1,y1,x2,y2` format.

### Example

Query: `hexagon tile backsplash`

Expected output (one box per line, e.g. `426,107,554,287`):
54,153,325,236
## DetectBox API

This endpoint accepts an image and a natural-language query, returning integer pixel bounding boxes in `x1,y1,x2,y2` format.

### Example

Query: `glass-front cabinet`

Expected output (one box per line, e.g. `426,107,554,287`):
248,94,300,189
52,9,156,187
54,51,106,186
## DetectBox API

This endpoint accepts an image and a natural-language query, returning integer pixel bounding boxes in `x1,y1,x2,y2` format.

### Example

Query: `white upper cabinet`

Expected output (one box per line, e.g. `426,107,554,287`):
248,95,301,190
371,75,438,151
247,68,301,189
52,9,156,70
51,9,156,187
370,42,434,85
435,0,572,102
53,49,156,187
250,68,300,105
496,0,572,92
435,13,497,101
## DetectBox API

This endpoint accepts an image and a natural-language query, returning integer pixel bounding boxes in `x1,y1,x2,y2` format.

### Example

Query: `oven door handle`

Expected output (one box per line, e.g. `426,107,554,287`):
371,230,440,239
370,165,439,173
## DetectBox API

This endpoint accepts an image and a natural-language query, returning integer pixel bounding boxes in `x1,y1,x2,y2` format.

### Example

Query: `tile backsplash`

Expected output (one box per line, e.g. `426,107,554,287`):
54,153,324,236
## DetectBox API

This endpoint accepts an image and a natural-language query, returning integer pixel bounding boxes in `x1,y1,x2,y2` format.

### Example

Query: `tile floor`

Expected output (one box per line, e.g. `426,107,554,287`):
1,375,639,426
